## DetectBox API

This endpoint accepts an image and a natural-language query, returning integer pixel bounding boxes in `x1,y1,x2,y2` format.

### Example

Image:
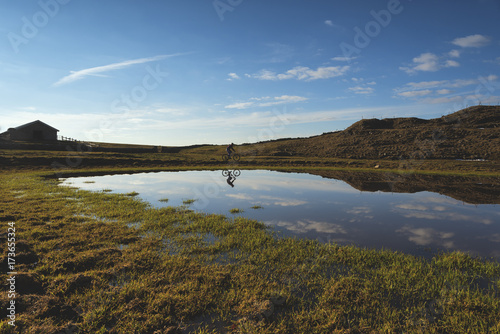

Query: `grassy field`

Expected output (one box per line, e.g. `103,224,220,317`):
1,147,500,333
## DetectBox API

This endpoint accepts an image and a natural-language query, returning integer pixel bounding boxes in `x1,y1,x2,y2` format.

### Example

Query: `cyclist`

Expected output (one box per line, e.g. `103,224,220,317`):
226,143,235,158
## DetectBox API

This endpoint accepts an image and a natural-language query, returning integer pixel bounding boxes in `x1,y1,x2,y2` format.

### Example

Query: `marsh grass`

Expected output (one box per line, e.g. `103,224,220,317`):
125,191,140,197
0,169,499,333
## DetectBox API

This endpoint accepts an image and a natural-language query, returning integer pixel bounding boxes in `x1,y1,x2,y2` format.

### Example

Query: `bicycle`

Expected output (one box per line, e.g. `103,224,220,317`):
222,169,241,177
222,153,240,162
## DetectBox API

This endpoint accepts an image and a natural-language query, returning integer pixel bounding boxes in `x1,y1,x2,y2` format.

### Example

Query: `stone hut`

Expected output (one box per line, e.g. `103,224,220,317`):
0,120,59,142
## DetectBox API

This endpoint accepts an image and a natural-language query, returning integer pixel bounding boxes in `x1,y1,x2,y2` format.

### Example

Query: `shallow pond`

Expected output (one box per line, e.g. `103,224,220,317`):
60,170,500,259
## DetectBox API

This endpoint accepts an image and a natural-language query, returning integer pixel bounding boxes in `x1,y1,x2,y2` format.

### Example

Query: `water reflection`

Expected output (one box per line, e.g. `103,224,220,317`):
60,170,500,259
222,169,241,188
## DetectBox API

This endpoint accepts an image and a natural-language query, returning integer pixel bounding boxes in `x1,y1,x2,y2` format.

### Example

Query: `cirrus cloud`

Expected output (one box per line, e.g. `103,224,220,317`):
53,53,190,86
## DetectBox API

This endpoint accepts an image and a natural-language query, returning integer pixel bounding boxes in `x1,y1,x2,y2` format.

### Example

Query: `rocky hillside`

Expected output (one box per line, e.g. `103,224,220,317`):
244,105,500,160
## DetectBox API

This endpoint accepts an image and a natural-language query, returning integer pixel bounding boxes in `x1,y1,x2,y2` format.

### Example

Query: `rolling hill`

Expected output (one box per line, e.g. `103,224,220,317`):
241,105,500,161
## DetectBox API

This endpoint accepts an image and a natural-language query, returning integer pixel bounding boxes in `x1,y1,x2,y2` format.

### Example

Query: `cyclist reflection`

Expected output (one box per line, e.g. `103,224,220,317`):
222,169,241,188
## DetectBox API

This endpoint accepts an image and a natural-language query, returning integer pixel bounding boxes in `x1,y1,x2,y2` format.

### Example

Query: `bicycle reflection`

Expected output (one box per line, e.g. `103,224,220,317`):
222,169,241,188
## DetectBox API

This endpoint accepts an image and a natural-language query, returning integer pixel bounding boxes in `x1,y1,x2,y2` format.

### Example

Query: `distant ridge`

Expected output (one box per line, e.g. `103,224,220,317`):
243,105,500,160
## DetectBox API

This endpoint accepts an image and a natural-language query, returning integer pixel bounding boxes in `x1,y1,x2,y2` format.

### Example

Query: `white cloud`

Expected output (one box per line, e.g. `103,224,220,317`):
436,89,452,95
400,52,461,75
452,34,491,48
444,60,460,68
448,49,461,58
269,220,347,234
146,107,392,131
251,65,349,81
154,107,189,116
395,201,494,225
332,56,357,62
401,80,449,90
394,76,498,100
224,102,254,110
420,95,469,105
348,86,375,95
53,53,186,86
324,20,343,30
423,93,500,105
395,204,428,211
397,226,455,248
403,53,440,73
224,95,308,109
397,90,433,98
226,193,253,200
252,69,277,80
259,195,307,207
259,95,309,107
227,73,240,81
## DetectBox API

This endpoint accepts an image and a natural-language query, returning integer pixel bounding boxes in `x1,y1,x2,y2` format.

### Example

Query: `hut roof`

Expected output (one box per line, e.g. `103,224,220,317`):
10,120,59,132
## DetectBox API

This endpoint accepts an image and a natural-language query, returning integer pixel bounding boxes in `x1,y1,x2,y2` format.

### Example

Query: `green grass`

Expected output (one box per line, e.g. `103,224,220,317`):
229,208,244,214
158,198,169,203
125,191,139,197
0,169,499,333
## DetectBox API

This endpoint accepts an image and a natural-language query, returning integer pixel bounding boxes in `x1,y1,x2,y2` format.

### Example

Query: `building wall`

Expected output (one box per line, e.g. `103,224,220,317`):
7,124,58,141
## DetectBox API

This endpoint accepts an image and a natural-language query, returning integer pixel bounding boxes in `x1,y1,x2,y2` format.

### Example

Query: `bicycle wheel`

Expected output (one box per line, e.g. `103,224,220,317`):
222,170,229,177
232,154,241,161
233,169,241,177
222,154,229,162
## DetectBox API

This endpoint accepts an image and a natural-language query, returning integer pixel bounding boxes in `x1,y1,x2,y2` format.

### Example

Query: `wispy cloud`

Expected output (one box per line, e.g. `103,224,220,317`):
224,102,255,110
224,95,308,109
452,34,491,48
249,65,350,81
397,90,433,98
394,75,499,102
348,86,375,95
332,56,357,62
53,53,188,86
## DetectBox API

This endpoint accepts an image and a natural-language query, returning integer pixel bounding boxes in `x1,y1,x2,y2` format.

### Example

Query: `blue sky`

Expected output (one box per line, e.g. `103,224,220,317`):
1,0,499,146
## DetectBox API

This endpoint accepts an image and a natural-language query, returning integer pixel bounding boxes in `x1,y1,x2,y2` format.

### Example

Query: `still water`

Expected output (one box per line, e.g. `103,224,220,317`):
60,170,500,259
